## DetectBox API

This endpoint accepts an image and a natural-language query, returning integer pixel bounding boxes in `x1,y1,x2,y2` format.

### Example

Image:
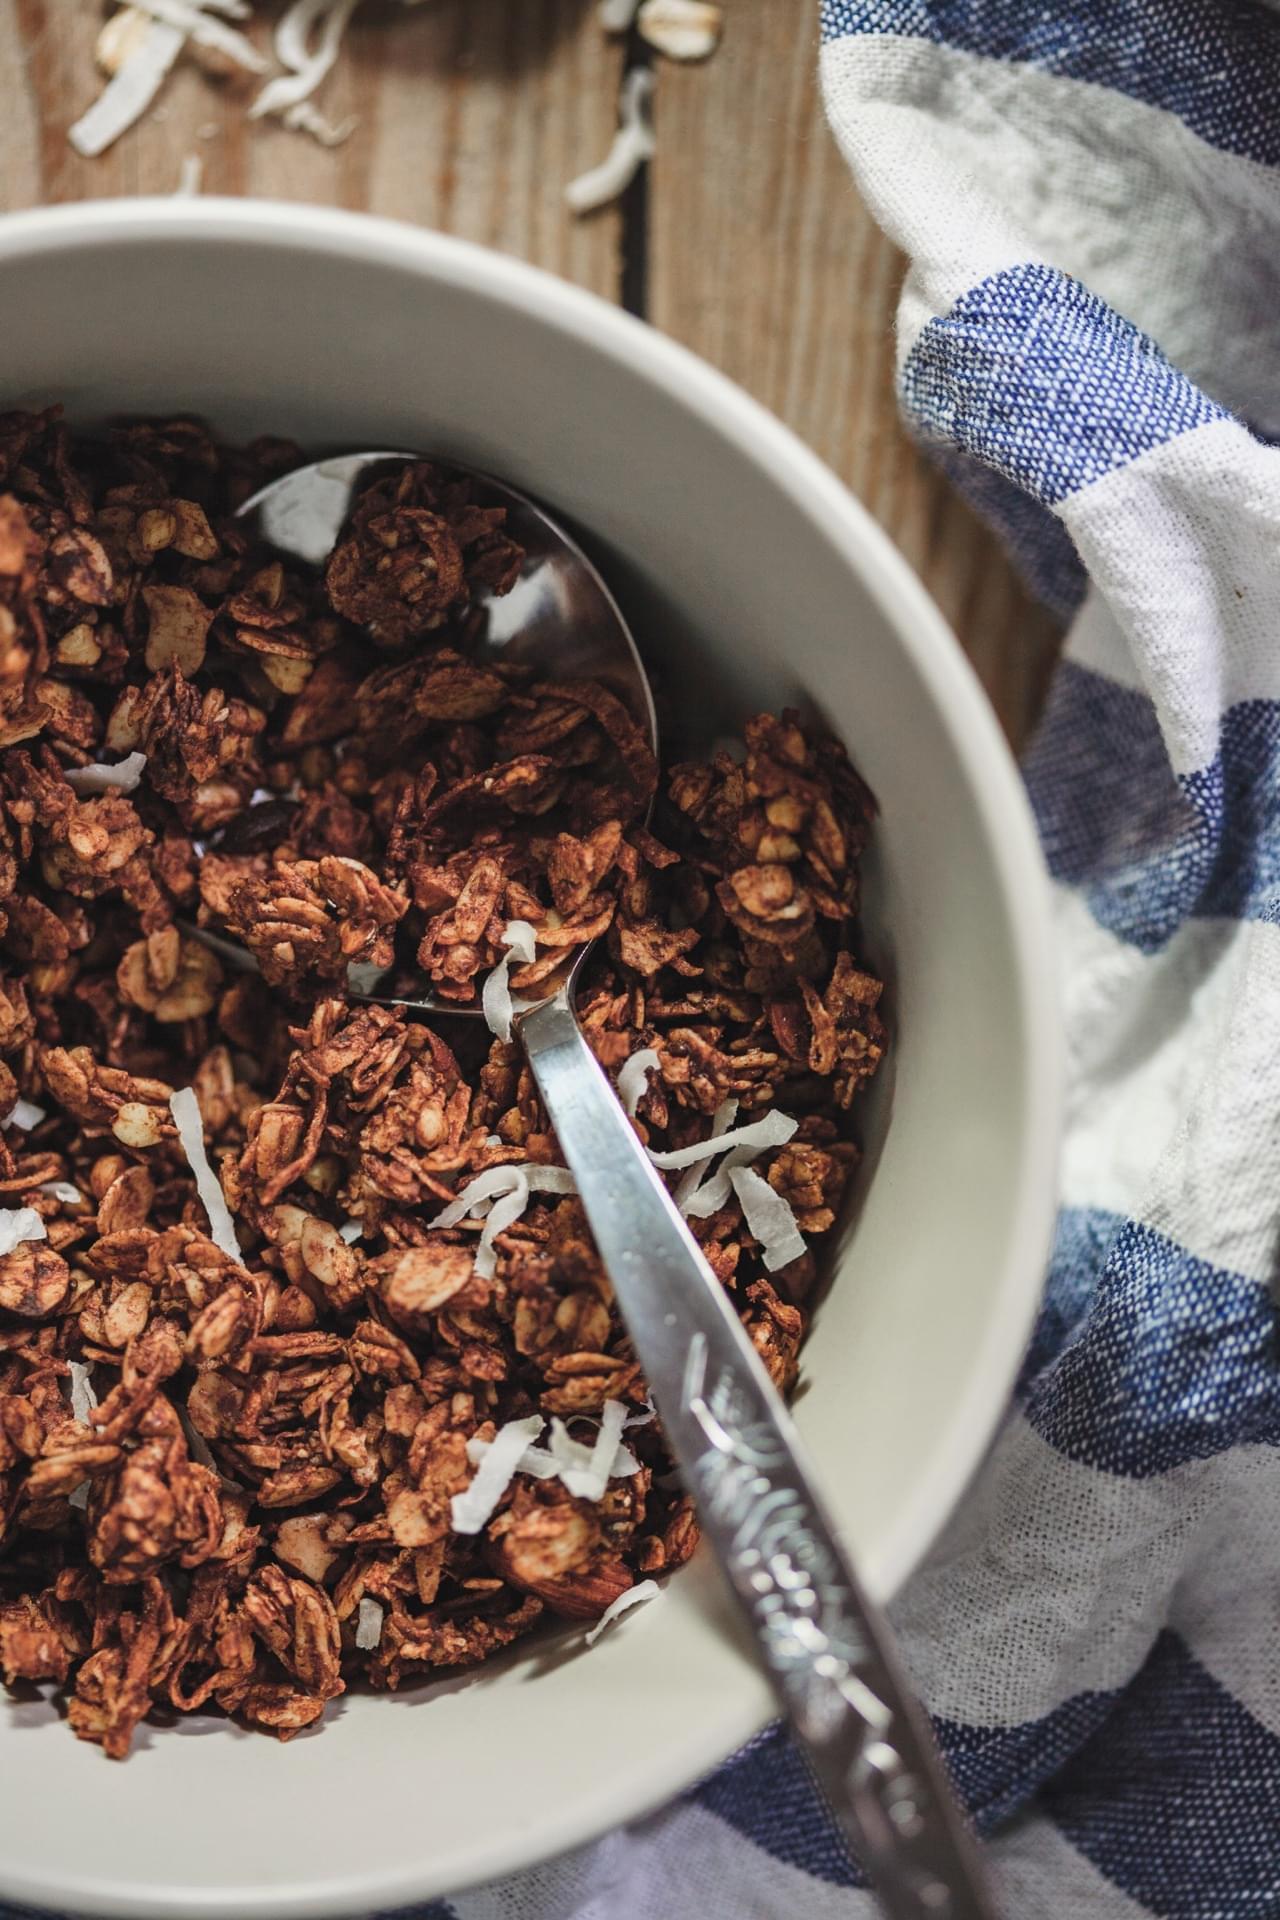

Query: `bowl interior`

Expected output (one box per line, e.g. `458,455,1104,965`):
0,202,1059,1918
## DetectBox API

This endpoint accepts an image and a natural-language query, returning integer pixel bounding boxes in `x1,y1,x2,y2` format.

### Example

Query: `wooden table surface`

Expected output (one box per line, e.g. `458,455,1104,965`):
4,0,1061,748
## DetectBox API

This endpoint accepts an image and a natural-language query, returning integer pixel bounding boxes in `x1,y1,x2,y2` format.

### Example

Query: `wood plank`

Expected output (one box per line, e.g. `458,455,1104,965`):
646,0,1061,747
0,0,624,302
0,0,1057,747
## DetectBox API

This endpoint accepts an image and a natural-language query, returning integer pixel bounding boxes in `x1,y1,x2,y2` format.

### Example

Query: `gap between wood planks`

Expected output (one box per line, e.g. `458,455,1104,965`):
618,27,652,319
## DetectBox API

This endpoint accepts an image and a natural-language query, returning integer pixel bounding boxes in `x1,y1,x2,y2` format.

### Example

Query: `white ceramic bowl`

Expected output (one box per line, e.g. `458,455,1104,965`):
0,199,1060,1918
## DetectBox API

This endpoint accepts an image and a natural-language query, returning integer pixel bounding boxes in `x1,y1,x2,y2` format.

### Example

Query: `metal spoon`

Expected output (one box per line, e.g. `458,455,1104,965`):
213,453,997,1920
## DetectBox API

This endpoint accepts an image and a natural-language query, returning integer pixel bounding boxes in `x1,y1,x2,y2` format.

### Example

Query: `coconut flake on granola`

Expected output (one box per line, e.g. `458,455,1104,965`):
451,1413,546,1535
64,751,147,796
617,1046,660,1118
169,1086,243,1262
585,1578,660,1646
0,1208,47,1256
481,919,538,1043
355,1595,384,1650
433,1162,577,1279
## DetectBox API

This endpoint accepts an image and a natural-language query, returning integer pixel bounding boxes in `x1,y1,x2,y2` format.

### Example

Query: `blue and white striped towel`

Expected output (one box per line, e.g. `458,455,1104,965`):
414,3,1280,1916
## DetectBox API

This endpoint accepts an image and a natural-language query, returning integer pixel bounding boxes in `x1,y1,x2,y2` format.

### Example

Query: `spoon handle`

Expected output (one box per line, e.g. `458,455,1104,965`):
516,992,998,1920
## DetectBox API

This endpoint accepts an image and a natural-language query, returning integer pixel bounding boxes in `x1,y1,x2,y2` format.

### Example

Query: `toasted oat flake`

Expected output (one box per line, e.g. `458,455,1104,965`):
481,919,538,1044
355,1595,384,1650
637,0,722,61
617,1047,660,1119
170,1086,243,1262
64,751,147,796
5,1098,46,1131
584,1578,660,1646
451,1412,545,1535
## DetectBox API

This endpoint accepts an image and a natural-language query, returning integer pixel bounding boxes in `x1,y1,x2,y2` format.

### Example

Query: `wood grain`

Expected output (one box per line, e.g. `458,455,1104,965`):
648,0,1062,745
0,0,1059,747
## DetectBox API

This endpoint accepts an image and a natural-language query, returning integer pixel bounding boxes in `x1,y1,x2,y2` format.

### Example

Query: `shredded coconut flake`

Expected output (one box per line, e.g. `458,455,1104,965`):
683,1140,759,1219
617,1047,660,1119
674,1095,736,1210
68,1361,98,1426
469,1437,560,1481
0,1208,47,1256
175,151,203,194
647,1107,796,1173
338,1218,363,1244
170,1086,242,1262
585,1578,660,1645
64,751,147,796
451,1412,545,1535
474,1170,529,1281
355,1595,384,1650
128,0,268,69
283,98,359,145
69,1481,90,1511
4,1098,46,1131
481,919,538,1043
432,1163,526,1231
599,0,640,27
433,1162,576,1277
468,1400,637,1494
553,1398,629,1501
41,1181,84,1206
69,19,185,158
249,0,360,122
566,66,655,215
728,1165,806,1272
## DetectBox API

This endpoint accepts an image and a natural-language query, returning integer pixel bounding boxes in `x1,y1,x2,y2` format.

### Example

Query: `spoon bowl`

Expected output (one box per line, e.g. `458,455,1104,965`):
234,451,658,1015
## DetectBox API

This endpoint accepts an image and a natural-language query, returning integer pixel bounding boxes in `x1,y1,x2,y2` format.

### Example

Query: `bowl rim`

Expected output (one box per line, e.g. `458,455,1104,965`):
0,196,1063,1916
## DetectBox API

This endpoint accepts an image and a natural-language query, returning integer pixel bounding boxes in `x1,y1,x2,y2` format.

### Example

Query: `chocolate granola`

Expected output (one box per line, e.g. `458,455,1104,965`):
0,410,885,1757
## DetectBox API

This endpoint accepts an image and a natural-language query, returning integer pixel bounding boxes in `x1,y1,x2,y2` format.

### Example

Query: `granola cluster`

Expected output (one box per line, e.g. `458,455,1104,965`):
0,410,885,1758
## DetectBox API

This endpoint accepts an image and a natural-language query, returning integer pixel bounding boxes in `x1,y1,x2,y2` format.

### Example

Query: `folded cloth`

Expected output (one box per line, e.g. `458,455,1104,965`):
405,4,1280,1917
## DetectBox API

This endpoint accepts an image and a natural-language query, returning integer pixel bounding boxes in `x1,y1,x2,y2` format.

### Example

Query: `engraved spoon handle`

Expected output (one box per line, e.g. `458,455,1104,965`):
517,992,998,1920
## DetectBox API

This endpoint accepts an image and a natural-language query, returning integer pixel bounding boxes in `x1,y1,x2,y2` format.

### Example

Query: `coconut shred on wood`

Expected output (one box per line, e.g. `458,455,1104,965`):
68,0,722,209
